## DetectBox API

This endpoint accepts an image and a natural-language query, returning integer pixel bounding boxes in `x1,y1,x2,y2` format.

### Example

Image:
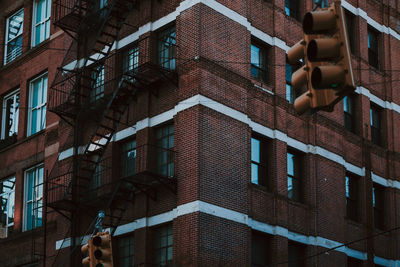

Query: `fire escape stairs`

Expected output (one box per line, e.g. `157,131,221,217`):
48,0,138,123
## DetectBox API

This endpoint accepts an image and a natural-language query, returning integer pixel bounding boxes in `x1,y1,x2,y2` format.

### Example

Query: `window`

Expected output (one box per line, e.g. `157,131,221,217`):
251,232,271,267
345,173,359,222
251,135,269,188
123,45,139,75
287,150,302,202
286,61,302,104
347,257,363,267
24,164,44,231
155,124,174,177
90,65,105,102
158,26,176,70
118,235,134,267
368,27,380,69
28,74,47,136
314,0,328,8
0,176,15,238
4,9,24,64
32,0,51,46
285,0,300,21
373,183,384,229
345,11,356,55
251,41,268,83
2,90,20,139
288,241,306,267
370,105,382,146
343,95,355,133
153,224,173,267
121,140,136,177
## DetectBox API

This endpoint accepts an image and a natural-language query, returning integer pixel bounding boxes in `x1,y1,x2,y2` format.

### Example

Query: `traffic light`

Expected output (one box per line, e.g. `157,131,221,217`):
81,237,94,267
92,232,114,267
287,0,355,115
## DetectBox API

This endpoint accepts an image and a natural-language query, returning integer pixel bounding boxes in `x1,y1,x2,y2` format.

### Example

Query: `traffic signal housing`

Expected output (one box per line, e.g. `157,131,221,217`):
81,237,94,267
288,0,355,115
92,232,114,267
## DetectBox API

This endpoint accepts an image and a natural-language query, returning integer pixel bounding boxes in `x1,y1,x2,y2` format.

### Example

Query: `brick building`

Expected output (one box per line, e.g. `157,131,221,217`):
0,0,399,266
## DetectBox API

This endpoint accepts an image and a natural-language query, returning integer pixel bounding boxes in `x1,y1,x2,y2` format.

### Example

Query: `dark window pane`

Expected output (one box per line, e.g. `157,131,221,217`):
118,235,134,267
153,224,173,267
251,232,271,267
287,151,302,202
368,28,380,69
370,106,381,146
158,26,176,70
251,42,268,83
373,183,384,229
345,173,359,222
288,241,306,267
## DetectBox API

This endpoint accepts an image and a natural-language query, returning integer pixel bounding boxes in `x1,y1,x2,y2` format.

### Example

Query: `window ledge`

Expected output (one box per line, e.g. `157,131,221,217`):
345,217,363,228
0,39,51,74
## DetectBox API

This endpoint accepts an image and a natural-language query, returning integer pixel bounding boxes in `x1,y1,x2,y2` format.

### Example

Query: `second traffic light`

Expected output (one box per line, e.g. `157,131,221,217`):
288,0,355,115
92,232,113,267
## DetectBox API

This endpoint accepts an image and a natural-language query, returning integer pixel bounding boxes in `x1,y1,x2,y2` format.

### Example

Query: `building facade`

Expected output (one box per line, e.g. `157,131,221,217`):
0,0,399,266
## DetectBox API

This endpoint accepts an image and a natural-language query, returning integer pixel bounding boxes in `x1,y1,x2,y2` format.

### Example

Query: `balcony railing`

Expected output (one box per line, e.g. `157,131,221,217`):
49,35,178,119
47,144,176,210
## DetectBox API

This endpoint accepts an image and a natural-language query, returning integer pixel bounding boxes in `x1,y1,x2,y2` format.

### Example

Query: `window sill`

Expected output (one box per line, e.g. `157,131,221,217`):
249,182,272,195
0,39,51,73
345,217,363,227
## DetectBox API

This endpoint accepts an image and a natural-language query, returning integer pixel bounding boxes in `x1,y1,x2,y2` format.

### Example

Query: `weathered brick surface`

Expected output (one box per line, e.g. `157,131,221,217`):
0,0,400,266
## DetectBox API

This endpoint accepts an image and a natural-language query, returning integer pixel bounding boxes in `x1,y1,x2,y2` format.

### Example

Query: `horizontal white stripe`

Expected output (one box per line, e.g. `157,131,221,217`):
342,0,400,41
55,200,399,264
372,172,400,190
60,94,399,190
60,0,400,116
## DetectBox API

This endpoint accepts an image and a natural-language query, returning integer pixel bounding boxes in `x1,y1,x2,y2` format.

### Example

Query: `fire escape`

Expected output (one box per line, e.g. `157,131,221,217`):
45,0,178,263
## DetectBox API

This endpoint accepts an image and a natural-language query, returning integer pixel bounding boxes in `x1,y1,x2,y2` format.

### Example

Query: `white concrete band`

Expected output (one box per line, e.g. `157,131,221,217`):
55,200,400,266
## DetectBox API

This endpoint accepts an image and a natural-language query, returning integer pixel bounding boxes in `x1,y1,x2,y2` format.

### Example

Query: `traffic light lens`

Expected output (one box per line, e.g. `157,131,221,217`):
94,249,103,259
93,236,102,246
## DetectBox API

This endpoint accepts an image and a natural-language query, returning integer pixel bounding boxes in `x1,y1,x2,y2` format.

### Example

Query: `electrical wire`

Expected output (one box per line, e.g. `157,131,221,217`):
268,225,400,266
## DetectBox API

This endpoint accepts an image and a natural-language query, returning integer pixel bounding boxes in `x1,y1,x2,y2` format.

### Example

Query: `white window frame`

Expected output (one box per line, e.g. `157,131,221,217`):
0,176,15,238
28,73,47,136
23,164,44,232
31,0,51,47
1,89,20,139
4,9,24,65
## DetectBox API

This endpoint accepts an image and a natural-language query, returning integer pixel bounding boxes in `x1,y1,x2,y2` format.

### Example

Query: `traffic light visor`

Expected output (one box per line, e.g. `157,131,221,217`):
287,40,305,65
311,65,345,89
307,38,341,61
303,10,336,34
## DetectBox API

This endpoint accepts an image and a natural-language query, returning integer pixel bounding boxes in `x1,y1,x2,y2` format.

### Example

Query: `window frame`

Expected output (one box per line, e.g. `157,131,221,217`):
153,223,173,267
158,25,176,70
117,234,134,267
123,44,139,75
345,10,356,55
285,0,301,21
251,231,271,267
343,95,355,133
251,40,269,84
0,176,16,238
367,27,380,70
251,135,269,188
2,89,20,139
155,123,174,177
23,164,44,231
121,139,137,178
32,0,51,47
373,183,384,229
28,73,48,136
370,104,382,146
345,173,360,222
89,64,105,103
4,8,24,65
286,61,302,104
287,149,302,202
